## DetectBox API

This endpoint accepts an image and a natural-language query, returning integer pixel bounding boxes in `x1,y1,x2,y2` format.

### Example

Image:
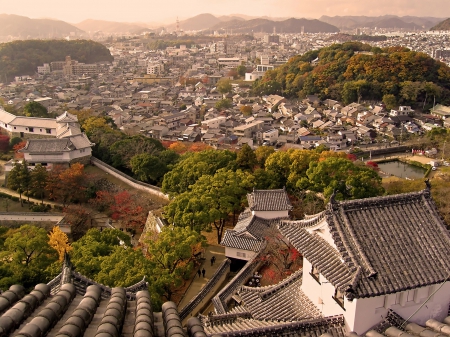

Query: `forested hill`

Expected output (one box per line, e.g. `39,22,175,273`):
0,40,113,80
430,18,450,31
253,42,450,107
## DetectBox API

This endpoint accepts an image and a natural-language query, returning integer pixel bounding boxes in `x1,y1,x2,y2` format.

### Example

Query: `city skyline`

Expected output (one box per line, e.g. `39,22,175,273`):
2,0,449,25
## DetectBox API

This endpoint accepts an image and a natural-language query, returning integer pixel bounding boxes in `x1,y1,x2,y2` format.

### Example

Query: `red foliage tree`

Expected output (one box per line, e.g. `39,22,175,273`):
366,161,379,170
13,141,27,159
110,191,148,231
89,190,115,213
0,135,10,152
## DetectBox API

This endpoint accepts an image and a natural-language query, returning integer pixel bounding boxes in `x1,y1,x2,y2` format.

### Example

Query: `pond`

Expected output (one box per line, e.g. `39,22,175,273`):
377,160,426,179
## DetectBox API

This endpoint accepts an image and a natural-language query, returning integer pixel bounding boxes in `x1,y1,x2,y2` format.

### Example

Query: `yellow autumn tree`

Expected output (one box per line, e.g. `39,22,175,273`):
48,226,72,261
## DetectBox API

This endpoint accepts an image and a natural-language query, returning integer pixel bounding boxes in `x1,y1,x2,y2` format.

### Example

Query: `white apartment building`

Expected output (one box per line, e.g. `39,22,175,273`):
37,64,51,75
147,62,164,75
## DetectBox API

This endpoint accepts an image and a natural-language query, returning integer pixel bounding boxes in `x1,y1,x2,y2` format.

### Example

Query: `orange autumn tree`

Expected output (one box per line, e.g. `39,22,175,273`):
168,142,189,154
45,163,88,206
48,226,72,261
189,143,212,152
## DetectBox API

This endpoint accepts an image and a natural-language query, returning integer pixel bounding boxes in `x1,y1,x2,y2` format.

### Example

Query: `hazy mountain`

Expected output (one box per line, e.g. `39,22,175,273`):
0,14,86,40
430,18,450,31
208,17,339,34
74,19,145,34
163,13,222,31
217,15,246,22
319,15,443,30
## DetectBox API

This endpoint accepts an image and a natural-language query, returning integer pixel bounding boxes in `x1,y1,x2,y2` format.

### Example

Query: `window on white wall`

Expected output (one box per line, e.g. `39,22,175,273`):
237,252,246,258
310,265,321,284
333,288,345,310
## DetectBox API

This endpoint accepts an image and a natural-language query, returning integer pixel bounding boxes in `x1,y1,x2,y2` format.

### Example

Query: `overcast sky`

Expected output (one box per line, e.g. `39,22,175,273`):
2,0,449,24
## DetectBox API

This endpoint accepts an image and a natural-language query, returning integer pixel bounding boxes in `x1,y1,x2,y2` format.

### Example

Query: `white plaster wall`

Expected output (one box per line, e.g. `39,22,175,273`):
302,259,351,318
351,282,450,334
224,246,257,261
252,210,288,219
10,124,56,135
305,220,338,251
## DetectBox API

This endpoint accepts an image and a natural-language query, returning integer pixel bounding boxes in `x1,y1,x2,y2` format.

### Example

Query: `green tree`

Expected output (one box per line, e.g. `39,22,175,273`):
30,164,48,204
109,136,164,170
255,146,275,168
96,246,152,288
382,94,397,110
23,102,47,117
215,99,232,110
264,151,292,187
236,144,257,170
162,150,236,197
7,160,31,207
130,153,166,184
143,226,207,303
216,78,232,95
190,169,255,242
298,157,384,200
0,225,58,289
70,228,131,279
237,65,247,77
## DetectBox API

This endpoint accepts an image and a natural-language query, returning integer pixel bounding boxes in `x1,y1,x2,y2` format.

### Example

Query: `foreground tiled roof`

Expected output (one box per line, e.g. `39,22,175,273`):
362,309,450,337
247,189,292,212
0,256,186,337
237,268,321,321
280,187,450,300
197,314,347,337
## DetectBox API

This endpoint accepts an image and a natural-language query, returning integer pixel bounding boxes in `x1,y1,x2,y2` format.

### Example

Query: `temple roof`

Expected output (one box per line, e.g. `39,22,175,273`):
280,187,450,300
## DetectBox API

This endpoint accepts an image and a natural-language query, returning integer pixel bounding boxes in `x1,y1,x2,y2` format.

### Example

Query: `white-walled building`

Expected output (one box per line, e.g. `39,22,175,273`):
279,186,450,335
147,62,164,75
37,63,51,74
221,189,292,262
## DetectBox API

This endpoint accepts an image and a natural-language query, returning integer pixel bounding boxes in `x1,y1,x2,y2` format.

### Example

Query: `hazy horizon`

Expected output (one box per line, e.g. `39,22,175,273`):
2,0,449,24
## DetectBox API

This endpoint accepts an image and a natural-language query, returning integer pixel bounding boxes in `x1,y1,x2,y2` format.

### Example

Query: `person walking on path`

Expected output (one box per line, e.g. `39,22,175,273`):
197,269,201,278
202,268,206,278
210,256,215,266
212,256,216,264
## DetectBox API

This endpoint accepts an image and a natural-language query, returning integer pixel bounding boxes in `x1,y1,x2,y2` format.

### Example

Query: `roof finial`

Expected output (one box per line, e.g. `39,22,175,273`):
330,189,337,204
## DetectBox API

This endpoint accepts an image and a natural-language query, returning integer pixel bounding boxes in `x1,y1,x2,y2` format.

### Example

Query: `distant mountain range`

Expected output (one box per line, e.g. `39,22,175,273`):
0,14,86,39
430,18,450,31
319,15,443,30
207,17,339,34
74,19,147,34
0,13,447,40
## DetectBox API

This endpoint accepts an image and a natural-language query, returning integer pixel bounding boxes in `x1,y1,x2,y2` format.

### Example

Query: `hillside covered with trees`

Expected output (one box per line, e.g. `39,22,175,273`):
253,42,450,108
430,18,450,31
0,40,113,80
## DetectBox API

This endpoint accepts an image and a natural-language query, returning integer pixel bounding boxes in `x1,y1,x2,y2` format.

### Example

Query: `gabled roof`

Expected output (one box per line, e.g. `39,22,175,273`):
56,111,78,123
247,189,292,212
280,186,450,300
20,138,75,153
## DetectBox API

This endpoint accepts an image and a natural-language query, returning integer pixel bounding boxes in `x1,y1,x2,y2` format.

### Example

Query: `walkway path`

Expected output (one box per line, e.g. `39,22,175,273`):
0,186,61,208
178,244,226,311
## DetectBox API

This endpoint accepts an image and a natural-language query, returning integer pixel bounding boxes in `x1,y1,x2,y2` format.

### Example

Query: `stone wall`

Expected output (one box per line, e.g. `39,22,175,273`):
90,157,169,200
